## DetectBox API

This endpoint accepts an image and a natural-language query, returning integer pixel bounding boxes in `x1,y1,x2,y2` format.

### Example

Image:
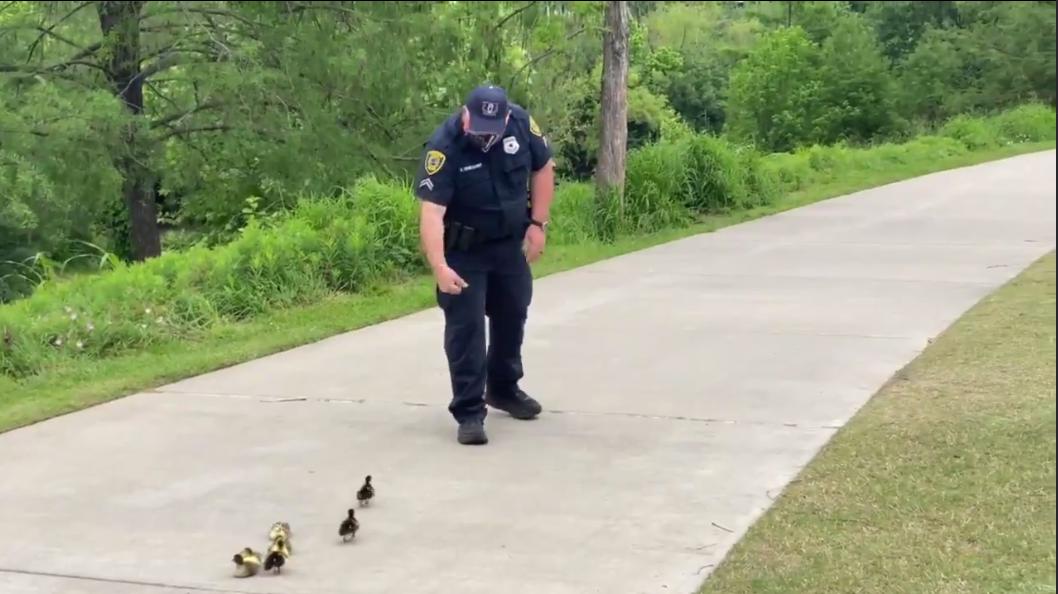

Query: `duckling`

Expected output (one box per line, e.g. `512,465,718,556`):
268,521,290,541
267,522,293,554
263,536,290,574
232,547,262,578
338,508,359,542
357,475,374,506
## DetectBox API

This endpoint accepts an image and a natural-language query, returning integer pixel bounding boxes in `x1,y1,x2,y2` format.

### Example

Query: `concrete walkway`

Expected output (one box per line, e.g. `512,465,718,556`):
1,151,1054,594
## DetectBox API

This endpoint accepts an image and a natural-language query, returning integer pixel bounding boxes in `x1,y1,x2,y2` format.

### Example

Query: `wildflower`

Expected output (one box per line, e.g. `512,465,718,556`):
145,308,152,315
156,316,165,325
53,337,63,347
76,340,84,350
70,312,78,321
86,322,95,332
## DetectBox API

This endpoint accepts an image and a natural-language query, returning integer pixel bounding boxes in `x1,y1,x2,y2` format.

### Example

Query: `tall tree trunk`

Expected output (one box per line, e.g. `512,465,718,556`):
596,0,630,225
98,1,161,261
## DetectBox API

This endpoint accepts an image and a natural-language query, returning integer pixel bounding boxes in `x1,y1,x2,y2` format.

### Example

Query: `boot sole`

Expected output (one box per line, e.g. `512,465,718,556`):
486,400,541,420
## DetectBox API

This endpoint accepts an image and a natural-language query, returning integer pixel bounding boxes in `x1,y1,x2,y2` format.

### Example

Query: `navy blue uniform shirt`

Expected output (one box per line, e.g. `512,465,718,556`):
414,104,552,236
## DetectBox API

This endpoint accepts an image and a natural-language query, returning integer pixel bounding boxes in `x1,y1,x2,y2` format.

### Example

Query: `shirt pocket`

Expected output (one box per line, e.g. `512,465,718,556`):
503,150,532,197
454,164,493,208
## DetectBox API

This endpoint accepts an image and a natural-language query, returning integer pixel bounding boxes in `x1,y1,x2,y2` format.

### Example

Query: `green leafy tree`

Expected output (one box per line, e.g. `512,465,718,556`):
725,26,826,152
816,13,897,142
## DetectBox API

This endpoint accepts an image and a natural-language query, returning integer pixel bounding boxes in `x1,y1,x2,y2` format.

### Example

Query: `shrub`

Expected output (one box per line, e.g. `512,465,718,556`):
734,144,780,208
939,114,1000,150
2,102,1054,382
625,141,696,232
0,176,420,379
937,105,1056,150
761,152,815,193
548,182,600,245
990,103,1057,143
682,134,749,213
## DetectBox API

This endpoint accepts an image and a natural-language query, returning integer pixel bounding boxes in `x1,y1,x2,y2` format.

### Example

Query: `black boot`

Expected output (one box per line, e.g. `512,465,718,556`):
485,388,542,420
457,418,488,445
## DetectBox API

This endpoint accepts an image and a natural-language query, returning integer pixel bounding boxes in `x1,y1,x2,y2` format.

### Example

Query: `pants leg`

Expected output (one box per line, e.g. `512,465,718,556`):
485,239,533,396
437,256,489,423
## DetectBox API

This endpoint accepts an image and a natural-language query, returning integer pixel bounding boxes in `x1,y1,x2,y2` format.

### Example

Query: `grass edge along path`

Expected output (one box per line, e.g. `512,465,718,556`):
698,251,1057,594
0,141,1054,434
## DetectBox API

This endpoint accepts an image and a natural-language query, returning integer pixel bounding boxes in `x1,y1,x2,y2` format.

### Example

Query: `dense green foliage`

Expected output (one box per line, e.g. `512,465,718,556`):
2,1,1054,300
1,0,1056,377
1,103,1054,381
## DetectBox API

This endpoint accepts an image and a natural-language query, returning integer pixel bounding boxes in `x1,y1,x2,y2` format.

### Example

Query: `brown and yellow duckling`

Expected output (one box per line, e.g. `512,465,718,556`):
339,508,359,542
232,547,262,578
357,475,374,507
267,521,293,554
264,535,291,574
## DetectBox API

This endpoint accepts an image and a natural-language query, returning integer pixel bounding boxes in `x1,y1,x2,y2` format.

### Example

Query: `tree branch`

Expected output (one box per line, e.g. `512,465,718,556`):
157,123,232,141
151,99,224,128
26,1,93,61
141,6,259,29
138,53,186,81
1,48,107,77
0,126,49,137
140,43,222,65
65,41,104,63
493,2,538,33
31,26,91,52
144,79,183,112
56,59,108,73
508,26,587,90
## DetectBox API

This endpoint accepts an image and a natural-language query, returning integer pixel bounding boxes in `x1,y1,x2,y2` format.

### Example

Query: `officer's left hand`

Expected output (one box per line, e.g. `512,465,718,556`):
523,225,546,264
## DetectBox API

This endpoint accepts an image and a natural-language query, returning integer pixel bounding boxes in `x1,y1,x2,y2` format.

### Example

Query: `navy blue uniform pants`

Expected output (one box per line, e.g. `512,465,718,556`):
436,235,532,423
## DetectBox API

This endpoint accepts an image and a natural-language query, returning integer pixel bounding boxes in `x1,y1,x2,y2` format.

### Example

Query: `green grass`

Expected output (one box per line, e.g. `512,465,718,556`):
0,140,1053,434
698,251,1057,594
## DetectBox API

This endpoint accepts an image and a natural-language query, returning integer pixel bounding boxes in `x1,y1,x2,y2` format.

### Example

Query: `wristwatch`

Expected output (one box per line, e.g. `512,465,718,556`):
530,218,549,231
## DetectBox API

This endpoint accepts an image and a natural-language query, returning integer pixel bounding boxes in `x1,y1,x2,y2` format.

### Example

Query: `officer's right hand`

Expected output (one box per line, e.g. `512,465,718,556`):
435,265,469,295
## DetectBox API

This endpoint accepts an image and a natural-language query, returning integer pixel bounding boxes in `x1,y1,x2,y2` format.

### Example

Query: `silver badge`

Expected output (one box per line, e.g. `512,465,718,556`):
503,136,520,154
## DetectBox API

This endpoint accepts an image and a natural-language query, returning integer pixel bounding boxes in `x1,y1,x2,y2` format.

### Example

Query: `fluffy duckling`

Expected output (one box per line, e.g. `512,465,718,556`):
268,522,293,554
339,508,359,542
357,475,374,506
264,536,290,574
232,547,261,578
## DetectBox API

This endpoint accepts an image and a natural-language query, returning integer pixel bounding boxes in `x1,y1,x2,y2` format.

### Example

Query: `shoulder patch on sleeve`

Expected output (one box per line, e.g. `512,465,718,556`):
529,116,543,137
424,150,446,175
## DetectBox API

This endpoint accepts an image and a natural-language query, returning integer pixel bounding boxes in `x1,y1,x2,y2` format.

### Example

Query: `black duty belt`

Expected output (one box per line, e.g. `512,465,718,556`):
443,220,516,251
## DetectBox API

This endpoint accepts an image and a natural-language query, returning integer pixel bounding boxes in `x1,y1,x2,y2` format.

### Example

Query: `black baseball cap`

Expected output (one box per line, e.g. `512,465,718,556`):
464,84,510,135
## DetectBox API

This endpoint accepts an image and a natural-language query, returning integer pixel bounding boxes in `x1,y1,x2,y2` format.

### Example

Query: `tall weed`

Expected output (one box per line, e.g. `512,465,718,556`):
990,103,1057,143
0,176,421,379
2,102,1054,382
939,114,1000,150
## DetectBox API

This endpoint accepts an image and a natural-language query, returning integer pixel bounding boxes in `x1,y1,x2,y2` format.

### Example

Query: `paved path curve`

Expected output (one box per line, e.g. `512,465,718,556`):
1,150,1054,594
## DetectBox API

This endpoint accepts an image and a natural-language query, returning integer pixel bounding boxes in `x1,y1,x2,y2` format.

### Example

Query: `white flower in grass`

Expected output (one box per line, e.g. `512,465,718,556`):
156,316,165,325
140,323,148,330
76,340,84,350
86,322,95,332
145,308,152,315
53,337,63,347
70,312,78,321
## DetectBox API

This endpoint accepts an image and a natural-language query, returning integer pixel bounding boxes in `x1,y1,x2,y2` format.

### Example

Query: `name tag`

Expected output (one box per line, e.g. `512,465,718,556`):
460,163,483,173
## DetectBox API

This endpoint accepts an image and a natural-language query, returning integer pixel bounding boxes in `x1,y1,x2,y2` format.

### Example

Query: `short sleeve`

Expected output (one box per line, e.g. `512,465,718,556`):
413,144,455,206
525,114,554,172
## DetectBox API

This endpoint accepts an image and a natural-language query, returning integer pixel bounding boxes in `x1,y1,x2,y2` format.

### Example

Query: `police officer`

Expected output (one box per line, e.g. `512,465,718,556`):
414,84,555,445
